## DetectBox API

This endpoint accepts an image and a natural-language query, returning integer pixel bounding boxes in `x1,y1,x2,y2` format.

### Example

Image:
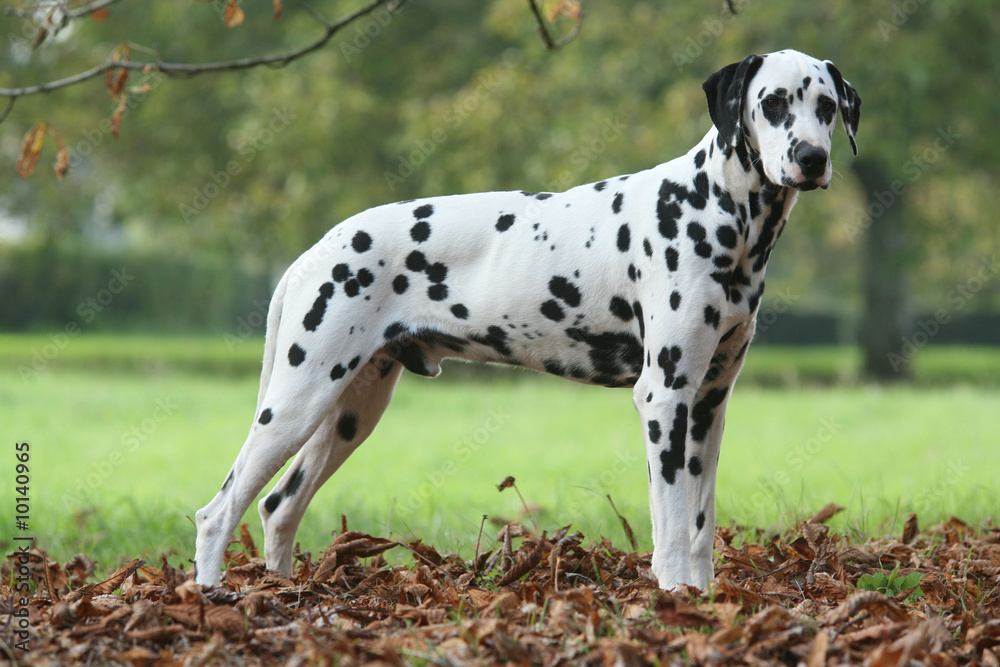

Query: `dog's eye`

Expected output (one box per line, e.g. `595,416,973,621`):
763,95,783,110
817,97,838,116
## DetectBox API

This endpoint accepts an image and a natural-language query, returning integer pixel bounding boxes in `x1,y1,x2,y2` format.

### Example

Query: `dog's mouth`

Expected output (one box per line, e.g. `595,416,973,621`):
783,176,829,191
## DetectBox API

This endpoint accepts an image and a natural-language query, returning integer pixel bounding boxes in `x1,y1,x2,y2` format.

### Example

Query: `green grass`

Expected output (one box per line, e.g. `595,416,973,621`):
1,334,997,572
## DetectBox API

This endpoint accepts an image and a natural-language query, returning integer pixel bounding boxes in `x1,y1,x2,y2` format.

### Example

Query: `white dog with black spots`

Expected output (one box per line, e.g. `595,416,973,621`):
194,49,860,590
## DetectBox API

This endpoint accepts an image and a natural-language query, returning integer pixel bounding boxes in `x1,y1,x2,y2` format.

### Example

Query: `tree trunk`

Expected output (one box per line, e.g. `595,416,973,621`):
853,159,912,381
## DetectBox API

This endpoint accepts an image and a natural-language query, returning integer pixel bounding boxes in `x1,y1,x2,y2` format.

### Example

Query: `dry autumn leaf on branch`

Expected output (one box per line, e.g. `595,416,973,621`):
16,123,47,178
104,43,131,98
224,0,245,28
16,123,71,179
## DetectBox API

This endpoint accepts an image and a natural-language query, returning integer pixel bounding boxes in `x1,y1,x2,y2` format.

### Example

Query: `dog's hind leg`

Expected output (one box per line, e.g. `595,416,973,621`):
258,357,403,577
194,271,381,584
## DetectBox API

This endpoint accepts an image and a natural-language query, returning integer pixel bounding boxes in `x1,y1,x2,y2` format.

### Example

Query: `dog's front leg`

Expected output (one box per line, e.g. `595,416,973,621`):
685,320,755,588
634,337,715,590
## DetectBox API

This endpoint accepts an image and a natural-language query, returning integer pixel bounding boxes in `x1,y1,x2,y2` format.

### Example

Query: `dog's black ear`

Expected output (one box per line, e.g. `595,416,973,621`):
824,60,861,155
703,54,764,148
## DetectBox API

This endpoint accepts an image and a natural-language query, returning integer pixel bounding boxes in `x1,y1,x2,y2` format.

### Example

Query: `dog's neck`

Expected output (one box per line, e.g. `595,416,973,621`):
694,127,801,313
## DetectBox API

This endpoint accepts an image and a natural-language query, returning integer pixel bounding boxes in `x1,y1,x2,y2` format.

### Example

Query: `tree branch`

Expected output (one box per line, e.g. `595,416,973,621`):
0,0,403,101
526,0,582,50
3,0,123,20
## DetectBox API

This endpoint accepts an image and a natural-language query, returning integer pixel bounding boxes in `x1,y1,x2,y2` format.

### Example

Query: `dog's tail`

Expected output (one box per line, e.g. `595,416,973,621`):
254,268,290,417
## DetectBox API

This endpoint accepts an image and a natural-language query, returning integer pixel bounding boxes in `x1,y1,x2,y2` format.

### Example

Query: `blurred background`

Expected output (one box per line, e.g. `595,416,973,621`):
1,0,998,565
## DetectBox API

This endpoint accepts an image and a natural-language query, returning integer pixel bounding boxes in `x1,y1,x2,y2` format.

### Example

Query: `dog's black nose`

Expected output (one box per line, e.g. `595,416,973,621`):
793,143,828,180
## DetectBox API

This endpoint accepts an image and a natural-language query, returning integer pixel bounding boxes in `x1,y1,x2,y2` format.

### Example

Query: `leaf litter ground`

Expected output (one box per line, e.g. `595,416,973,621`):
3,508,999,665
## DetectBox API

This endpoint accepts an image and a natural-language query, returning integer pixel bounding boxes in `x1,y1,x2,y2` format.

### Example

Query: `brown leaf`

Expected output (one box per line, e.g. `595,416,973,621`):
808,503,845,524
74,559,144,598
829,591,908,624
66,554,96,588
90,7,110,21
273,0,282,21
806,629,829,667
163,603,249,635
110,92,128,138
238,523,259,558
104,44,130,98
901,512,919,544
496,531,546,586
224,0,245,28
46,125,70,180
497,475,515,491
654,593,719,629
546,0,581,23
31,27,48,50
16,123,47,178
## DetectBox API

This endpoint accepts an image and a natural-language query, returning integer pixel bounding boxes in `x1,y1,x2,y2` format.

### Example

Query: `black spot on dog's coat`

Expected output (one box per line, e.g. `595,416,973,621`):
617,224,630,252
612,192,624,214
410,220,431,243
303,282,334,331
648,419,661,444
352,231,372,253
288,344,306,367
392,274,409,294
541,300,565,322
332,264,350,282
496,214,516,232
451,304,469,319
426,263,448,283
689,456,703,476
258,409,273,425
670,291,682,311
609,296,634,321
704,305,721,329
549,276,581,307
695,510,706,530
337,412,359,441
660,403,688,484
413,204,434,219
428,284,448,301
406,251,427,272
285,467,305,496
665,247,679,272
330,364,347,381
263,492,281,513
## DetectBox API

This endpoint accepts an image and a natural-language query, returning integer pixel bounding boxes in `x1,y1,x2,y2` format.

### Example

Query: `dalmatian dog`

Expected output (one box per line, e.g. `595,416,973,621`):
194,49,860,590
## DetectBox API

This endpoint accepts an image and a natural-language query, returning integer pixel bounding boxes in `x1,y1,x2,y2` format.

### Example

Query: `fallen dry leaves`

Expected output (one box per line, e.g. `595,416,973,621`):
3,513,998,665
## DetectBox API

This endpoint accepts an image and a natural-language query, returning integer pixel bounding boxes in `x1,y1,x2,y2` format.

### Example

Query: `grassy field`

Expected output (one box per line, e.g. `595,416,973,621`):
1,334,997,572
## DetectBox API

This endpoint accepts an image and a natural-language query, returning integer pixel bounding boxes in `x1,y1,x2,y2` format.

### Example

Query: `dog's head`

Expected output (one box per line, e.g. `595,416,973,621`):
703,49,861,191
